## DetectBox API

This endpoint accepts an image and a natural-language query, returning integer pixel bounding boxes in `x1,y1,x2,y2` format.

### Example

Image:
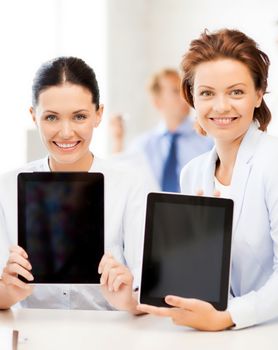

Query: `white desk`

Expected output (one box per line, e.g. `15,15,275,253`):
0,308,278,350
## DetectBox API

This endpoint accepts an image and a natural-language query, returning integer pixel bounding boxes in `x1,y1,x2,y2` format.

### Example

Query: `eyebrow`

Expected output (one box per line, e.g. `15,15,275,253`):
42,109,89,114
72,109,89,114
43,110,59,114
198,83,247,90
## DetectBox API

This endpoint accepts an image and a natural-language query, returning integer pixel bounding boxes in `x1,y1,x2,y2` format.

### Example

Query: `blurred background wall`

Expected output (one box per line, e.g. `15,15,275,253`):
1,0,278,172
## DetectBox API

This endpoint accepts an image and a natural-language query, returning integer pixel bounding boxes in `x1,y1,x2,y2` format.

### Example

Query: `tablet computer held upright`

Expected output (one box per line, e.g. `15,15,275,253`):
18,172,104,284
140,192,233,311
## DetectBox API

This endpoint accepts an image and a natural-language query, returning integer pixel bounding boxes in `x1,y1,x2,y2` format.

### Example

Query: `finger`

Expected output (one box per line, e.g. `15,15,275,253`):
4,263,34,281
108,268,132,292
165,296,199,310
107,266,124,291
165,296,209,312
106,266,122,291
98,252,113,274
100,258,119,285
165,295,191,309
2,272,32,290
8,252,32,271
9,245,28,259
112,274,130,292
196,189,204,196
213,190,221,197
136,304,173,317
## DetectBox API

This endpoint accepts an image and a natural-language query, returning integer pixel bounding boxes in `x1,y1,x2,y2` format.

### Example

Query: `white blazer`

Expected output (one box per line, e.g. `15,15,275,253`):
180,123,278,329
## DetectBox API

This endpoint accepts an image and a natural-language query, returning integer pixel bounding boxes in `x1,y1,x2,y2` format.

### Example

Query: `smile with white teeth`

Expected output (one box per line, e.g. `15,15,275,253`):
210,117,238,125
54,141,80,149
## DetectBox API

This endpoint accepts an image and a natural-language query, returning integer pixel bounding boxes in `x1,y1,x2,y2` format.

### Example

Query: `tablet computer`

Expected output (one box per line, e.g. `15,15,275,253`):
18,172,104,284
140,192,233,311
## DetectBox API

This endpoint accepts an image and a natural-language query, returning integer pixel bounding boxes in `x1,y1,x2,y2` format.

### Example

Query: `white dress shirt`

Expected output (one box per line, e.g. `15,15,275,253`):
0,156,149,310
180,123,278,329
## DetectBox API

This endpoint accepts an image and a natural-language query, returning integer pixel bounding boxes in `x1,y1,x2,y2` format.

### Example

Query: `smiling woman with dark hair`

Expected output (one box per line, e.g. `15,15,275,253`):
0,56,148,312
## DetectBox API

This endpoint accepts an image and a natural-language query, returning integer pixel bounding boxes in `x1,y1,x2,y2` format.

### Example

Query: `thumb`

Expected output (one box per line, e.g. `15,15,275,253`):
165,295,188,308
165,295,198,310
213,189,221,197
196,189,204,196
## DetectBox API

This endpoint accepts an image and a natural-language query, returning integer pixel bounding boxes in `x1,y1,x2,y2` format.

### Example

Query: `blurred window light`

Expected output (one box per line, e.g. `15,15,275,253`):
0,0,107,173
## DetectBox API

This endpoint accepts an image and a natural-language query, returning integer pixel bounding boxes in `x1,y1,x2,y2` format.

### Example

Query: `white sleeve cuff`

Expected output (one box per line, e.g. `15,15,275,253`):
228,292,257,329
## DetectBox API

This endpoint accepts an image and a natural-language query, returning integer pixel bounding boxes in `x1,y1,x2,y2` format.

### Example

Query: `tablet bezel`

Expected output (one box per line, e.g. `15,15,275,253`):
139,192,233,311
18,172,104,284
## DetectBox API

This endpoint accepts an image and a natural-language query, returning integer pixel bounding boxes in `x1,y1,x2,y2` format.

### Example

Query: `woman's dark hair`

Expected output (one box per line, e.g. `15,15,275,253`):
181,29,271,131
32,56,100,109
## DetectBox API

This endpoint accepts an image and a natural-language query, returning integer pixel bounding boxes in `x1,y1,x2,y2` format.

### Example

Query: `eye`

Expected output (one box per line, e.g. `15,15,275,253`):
199,90,213,97
45,114,57,121
230,89,244,96
74,114,87,121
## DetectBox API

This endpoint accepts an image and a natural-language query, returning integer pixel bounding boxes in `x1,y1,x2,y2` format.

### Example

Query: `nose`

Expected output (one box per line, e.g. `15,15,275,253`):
213,95,231,114
59,120,75,139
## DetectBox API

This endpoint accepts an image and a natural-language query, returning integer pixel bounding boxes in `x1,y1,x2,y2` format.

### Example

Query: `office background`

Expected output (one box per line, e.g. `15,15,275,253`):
1,0,278,172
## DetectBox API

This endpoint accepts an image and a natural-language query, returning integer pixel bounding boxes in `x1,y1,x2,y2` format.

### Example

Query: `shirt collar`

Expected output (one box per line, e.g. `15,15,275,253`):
43,154,100,172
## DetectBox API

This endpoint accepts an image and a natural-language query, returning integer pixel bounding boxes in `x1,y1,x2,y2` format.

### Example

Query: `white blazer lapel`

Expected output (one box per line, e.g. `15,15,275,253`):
230,123,263,232
202,147,218,195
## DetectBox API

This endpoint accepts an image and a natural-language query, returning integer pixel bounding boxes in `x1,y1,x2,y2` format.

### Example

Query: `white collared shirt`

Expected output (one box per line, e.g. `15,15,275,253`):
0,156,149,310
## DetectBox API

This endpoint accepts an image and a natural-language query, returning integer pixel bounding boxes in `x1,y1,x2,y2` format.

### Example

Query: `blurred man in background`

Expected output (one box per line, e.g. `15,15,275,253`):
109,69,213,192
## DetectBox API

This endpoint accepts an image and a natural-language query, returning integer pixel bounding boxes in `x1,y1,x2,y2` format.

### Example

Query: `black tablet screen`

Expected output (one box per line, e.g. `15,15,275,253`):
140,193,233,310
18,172,104,283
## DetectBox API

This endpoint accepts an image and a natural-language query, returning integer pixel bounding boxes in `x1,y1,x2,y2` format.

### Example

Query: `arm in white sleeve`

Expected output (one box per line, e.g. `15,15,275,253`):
228,162,278,329
0,199,10,274
122,171,150,290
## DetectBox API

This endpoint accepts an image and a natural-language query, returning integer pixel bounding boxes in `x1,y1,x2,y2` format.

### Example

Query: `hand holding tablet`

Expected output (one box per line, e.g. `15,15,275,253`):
1,245,34,303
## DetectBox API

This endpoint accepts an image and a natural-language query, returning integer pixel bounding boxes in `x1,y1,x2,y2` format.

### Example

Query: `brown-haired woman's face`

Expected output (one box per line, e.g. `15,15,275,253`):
192,58,263,143
30,83,103,169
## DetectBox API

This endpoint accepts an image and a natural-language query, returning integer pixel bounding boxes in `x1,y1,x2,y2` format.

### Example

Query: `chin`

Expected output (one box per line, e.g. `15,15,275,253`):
53,154,80,164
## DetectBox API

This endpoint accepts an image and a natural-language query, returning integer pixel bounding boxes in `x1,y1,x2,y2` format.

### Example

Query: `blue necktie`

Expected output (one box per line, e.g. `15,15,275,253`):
161,133,179,192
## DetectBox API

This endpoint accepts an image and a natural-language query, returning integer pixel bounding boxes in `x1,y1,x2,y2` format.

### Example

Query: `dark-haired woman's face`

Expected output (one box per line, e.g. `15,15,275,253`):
192,58,263,144
30,83,103,171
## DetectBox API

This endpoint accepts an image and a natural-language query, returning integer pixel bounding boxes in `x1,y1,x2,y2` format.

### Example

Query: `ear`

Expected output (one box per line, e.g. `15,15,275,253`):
30,106,37,126
255,90,263,108
94,104,104,127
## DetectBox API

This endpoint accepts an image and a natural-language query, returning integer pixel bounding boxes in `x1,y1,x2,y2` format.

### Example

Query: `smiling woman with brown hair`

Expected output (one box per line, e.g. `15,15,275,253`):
103,29,278,331
137,28,278,330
